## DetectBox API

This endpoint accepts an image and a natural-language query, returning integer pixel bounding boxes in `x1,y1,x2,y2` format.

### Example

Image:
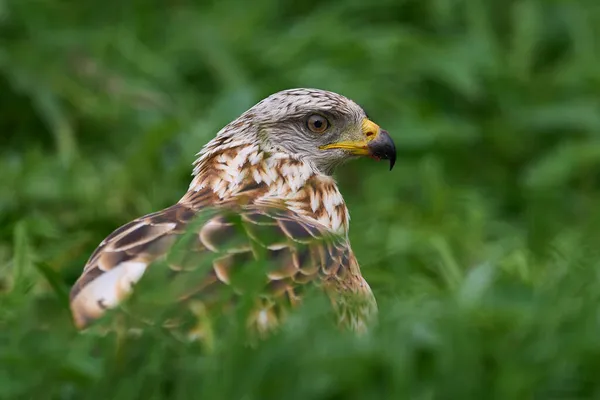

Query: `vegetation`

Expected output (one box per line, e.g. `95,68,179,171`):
2,0,600,398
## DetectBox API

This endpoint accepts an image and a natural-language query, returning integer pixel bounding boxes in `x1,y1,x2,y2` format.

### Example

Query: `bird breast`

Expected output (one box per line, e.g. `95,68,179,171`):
184,144,350,235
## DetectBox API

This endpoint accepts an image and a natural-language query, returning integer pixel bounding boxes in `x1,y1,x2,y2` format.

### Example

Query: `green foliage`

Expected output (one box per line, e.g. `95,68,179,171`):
2,0,600,397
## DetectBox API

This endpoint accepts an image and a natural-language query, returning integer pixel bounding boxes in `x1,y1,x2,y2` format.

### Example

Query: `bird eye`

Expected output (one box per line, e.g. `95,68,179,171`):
306,114,329,133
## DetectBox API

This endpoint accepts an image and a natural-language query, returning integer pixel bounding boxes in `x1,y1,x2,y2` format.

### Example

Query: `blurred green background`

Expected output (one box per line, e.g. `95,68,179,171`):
2,0,600,398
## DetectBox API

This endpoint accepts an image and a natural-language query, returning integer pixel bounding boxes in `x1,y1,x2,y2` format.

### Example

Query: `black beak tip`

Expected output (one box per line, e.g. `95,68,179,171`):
368,129,397,171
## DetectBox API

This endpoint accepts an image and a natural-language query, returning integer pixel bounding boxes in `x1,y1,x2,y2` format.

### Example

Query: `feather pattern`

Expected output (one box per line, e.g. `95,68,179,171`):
70,88,379,334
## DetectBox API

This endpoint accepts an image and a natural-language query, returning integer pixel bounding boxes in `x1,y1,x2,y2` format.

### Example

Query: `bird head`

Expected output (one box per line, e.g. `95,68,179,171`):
235,88,396,175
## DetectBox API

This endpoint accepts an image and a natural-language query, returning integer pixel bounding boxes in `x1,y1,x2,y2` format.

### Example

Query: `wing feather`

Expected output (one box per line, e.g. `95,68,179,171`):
70,201,376,332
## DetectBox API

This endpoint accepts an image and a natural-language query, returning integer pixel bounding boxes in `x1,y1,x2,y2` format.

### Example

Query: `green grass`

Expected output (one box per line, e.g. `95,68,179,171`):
2,0,600,398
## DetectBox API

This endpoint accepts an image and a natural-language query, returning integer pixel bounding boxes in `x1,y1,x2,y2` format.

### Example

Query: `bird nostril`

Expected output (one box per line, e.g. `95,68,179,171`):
366,130,376,138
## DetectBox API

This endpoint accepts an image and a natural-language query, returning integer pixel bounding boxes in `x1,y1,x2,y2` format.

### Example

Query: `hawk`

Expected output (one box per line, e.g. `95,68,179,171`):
69,88,396,334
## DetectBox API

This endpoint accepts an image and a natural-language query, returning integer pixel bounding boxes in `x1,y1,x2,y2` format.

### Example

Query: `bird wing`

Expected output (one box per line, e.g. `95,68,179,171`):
69,198,376,332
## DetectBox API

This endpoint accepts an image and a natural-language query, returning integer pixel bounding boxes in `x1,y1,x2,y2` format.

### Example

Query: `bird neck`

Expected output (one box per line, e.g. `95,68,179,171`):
182,141,350,235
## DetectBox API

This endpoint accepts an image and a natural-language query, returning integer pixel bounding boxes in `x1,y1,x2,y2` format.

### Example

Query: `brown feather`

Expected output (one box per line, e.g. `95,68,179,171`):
70,198,375,332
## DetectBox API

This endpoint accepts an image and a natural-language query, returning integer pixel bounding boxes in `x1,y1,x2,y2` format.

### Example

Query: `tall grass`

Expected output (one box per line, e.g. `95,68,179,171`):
2,0,600,398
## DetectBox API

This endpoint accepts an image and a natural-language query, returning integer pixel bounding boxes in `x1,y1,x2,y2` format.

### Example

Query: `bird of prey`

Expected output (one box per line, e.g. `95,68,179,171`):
69,88,396,335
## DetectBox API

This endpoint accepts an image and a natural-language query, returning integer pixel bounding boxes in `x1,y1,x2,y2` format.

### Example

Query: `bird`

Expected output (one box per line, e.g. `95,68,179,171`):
69,88,396,336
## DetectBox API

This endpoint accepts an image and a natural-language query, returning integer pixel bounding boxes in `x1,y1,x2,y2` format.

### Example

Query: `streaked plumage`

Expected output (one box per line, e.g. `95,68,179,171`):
70,88,396,335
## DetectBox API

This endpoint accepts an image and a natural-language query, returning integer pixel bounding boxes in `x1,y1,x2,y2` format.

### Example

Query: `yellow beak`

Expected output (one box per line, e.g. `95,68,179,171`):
319,118,397,170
